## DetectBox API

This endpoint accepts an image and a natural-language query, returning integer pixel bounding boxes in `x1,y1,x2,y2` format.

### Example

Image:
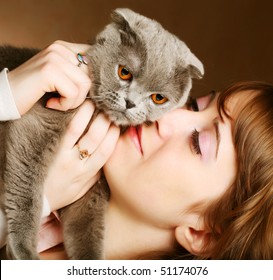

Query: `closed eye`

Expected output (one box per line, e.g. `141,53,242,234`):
191,129,201,155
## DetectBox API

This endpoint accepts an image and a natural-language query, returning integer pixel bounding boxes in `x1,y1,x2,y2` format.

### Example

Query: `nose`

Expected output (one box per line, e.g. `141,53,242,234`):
157,107,216,139
125,99,136,109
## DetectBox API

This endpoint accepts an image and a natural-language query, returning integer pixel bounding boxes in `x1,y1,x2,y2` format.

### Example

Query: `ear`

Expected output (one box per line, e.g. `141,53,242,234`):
111,8,136,23
187,52,204,79
175,219,211,255
111,8,137,46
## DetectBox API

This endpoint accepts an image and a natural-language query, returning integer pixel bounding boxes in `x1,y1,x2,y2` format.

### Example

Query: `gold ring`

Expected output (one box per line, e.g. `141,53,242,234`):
77,144,91,160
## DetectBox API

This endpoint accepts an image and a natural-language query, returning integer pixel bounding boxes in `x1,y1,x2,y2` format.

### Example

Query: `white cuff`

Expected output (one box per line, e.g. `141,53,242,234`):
0,68,21,121
0,208,7,248
41,195,51,218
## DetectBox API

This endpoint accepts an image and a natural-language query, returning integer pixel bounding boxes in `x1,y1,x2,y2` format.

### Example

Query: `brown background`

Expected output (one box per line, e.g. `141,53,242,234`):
0,0,272,97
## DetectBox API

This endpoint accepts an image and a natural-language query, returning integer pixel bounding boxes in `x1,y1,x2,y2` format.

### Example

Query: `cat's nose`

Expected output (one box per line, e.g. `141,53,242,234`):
125,99,136,109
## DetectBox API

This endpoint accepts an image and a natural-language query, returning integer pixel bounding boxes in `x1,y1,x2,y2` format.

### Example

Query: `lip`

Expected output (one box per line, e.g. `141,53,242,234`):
127,125,143,155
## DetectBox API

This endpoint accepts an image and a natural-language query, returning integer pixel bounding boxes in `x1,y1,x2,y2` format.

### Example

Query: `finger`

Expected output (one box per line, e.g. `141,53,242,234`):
42,42,91,89
61,101,95,148
77,113,111,154
46,74,78,111
44,57,91,110
55,40,91,55
47,94,82,111
84,124,120,169
57,60,91,109
48,41,91,74
45,74,79,111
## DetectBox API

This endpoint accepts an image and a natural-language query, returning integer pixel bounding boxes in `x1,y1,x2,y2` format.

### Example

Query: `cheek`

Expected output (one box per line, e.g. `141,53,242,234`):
130,153,187,203
148,150,216,206
105,145,212,226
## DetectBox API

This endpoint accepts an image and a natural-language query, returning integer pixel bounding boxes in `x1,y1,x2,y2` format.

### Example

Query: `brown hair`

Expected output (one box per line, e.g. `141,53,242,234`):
142,81,273,260
199,81,273,259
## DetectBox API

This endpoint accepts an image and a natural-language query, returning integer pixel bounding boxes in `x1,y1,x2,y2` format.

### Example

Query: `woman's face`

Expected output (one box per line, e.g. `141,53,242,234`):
104,92,237,229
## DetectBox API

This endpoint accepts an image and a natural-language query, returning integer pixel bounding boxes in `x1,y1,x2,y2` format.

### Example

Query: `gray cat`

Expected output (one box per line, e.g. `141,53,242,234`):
0,8,204,259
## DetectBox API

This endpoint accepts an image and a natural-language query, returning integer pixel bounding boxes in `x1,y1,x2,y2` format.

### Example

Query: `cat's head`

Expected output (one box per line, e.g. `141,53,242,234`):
88,8,204,126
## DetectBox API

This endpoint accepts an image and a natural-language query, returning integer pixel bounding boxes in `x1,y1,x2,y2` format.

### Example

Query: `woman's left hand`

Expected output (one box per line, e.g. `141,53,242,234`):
43,100,120,212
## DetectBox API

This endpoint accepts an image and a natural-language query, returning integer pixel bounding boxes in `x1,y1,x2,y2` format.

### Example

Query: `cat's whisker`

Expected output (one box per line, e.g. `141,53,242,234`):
91,95,104,99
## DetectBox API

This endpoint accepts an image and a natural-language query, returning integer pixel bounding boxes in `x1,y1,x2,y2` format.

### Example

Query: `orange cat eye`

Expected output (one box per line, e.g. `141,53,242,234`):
151,94,168,104
118,65,132,81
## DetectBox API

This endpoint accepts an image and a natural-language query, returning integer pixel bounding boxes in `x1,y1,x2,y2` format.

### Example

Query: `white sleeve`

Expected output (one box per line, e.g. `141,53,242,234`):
0,68,21,121
41,196,51,218
0,196,51,249
0,208,7,248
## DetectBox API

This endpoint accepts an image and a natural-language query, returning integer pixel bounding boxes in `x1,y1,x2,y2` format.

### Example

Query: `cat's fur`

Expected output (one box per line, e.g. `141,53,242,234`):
0,8,204,259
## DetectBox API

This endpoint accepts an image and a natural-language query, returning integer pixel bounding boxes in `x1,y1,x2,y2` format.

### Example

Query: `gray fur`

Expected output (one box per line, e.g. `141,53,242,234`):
0,8,203,259
89,8,203,125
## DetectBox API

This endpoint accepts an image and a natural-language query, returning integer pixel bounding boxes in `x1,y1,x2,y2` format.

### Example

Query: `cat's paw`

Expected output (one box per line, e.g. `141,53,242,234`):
6,242,40,260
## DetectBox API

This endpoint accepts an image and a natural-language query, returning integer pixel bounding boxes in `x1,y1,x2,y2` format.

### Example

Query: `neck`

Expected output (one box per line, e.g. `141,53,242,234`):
103,197,175,260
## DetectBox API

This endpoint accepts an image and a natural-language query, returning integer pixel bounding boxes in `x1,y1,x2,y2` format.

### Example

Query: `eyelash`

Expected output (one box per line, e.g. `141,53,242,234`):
186,97,203,155
191,129,202,155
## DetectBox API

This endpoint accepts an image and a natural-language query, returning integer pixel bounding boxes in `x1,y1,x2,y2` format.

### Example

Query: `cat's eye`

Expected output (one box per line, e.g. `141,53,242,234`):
118,65,132,81
151,94,168,105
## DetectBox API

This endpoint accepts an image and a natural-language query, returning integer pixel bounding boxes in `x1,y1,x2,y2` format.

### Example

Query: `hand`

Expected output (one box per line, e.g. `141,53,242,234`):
7,40,91,115
43,100,120,212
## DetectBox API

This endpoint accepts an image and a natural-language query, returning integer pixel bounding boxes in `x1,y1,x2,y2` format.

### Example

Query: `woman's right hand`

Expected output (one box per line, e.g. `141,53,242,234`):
7,40,91,115
43,100,120,212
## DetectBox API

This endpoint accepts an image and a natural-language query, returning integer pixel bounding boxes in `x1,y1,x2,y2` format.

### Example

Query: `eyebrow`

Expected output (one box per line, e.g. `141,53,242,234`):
207,91,221,159
209,90,217,105
214,121,221,158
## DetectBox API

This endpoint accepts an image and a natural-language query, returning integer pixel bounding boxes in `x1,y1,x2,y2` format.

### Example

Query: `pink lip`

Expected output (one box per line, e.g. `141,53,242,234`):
127,125,143,155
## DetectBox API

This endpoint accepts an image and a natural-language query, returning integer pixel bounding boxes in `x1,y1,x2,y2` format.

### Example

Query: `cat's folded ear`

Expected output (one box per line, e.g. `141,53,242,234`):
187,52,204,79
111,8,138,46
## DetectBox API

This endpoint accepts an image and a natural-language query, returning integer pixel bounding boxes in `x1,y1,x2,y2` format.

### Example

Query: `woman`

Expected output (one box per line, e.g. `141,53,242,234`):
100,81,273,260
1,42,273,259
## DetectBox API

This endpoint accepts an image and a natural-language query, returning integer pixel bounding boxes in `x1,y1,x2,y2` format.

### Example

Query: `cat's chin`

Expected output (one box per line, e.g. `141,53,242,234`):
106,111,141,126
109,115,133,126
